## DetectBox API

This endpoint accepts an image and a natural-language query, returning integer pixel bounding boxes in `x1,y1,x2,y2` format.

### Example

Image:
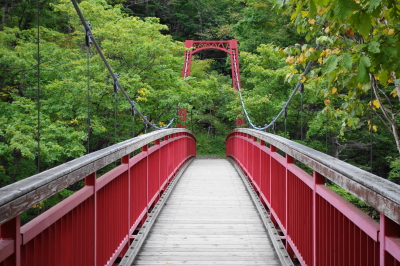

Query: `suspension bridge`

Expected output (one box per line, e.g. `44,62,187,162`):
0,1,400,265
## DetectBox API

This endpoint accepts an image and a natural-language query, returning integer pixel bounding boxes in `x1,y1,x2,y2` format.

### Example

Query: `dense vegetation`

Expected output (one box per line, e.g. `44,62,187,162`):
1,0,399,220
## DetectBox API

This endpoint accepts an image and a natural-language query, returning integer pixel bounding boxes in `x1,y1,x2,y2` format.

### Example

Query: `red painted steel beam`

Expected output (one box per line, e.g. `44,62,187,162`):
0,239,14,263
181,40,244,127
0,129,196,266
226,129,400,266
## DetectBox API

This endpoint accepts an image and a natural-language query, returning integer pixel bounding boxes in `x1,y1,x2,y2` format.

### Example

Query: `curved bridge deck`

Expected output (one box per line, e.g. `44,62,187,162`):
132,159,282,265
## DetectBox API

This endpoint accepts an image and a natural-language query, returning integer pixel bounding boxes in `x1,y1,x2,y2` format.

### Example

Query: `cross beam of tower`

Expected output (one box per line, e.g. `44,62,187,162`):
180,40,244,127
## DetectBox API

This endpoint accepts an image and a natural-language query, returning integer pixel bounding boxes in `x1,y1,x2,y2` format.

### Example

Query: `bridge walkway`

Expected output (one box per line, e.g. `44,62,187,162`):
132,159,281,265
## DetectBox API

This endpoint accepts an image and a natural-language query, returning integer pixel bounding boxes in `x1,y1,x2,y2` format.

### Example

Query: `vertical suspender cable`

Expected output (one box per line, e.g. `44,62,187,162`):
36,0,41,173
284,103,287,138
370,87,373,173
86,43,91,153
114,75,118,145
113,75,118,166
85,22,92,153
326,109,328,154
300,83,304,141
132,107,136,138
87,48,90,153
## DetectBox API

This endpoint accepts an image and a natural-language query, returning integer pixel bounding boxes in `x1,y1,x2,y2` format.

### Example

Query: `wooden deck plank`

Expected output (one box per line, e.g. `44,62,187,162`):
131,159,281,265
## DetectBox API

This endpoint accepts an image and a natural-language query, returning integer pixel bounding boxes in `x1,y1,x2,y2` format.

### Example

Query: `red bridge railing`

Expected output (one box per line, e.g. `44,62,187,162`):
227,128,400,266
0,129,196,266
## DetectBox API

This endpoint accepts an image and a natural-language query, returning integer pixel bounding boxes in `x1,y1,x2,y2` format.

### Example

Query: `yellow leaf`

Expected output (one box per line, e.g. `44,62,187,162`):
324,93,329,98
324,26,330,33
318,7,328,15
309,19,316,25
286,73,291,79
390,88,398,98
372,99,380,108
286,56,294,64
324,99,331,105
301,11,309,18
388,29,395,35
300,76,307,83
372,125,378,132
137,96,148,102
297,54,304,64
330,87,338,94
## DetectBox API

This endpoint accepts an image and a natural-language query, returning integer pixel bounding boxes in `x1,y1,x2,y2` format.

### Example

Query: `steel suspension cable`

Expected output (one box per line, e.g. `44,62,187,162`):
232,46,319,131
300,83,304,140
70,0,175,130
370,82,373,173
37,0,41,173
114,75,118,146
326,109,328,154
85,22,92,154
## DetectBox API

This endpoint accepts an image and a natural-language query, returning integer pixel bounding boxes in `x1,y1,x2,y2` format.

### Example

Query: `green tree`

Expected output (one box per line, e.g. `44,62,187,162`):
276,0,400,154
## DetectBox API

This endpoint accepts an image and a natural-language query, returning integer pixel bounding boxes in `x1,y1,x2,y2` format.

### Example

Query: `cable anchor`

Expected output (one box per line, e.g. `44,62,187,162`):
113,73,119,93
299,82,305,93
84,21,93,47
283,102,288,118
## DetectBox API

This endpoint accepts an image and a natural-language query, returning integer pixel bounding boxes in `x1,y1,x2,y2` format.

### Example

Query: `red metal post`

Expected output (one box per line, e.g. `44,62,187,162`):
380,213,400,265
226,130,393,266
0,216,20,266
285,155,293,254
85,172,97,266
313,171,324,266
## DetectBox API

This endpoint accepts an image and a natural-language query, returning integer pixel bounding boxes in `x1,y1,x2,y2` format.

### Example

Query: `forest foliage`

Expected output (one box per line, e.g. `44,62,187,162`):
1,0,400,221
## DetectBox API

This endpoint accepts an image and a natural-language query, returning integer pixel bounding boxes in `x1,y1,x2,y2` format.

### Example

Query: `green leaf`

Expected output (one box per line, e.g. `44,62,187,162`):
360,56,371,67
358,12,372,37
323,55,339,74
383,46,397,57
309,0,317,16
354,44,367,52
368,0,381,12
368,41,381,53
358,61,369,83
379,70,389,86
334,0,357,20
340,53,353,71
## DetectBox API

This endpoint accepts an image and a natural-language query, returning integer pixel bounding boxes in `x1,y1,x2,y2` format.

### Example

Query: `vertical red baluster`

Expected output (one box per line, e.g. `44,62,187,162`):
270,145,276,209
142,144,148,212
1,216,21,266
380,213,399,265
313,171,324,266
85,172,96,266
285,155,293,254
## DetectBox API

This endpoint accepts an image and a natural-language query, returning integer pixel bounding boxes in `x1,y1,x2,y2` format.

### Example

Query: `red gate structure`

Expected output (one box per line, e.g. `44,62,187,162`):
181,40,244,127
0,129,196,266
226,128,400,266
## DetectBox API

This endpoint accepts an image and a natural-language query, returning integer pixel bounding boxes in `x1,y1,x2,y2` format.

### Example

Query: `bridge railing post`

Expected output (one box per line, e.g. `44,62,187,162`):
312,171,324,266
84,172,97,266
269,144,276,224
285,154,294,259
0,216,20,266
380,213,400,265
